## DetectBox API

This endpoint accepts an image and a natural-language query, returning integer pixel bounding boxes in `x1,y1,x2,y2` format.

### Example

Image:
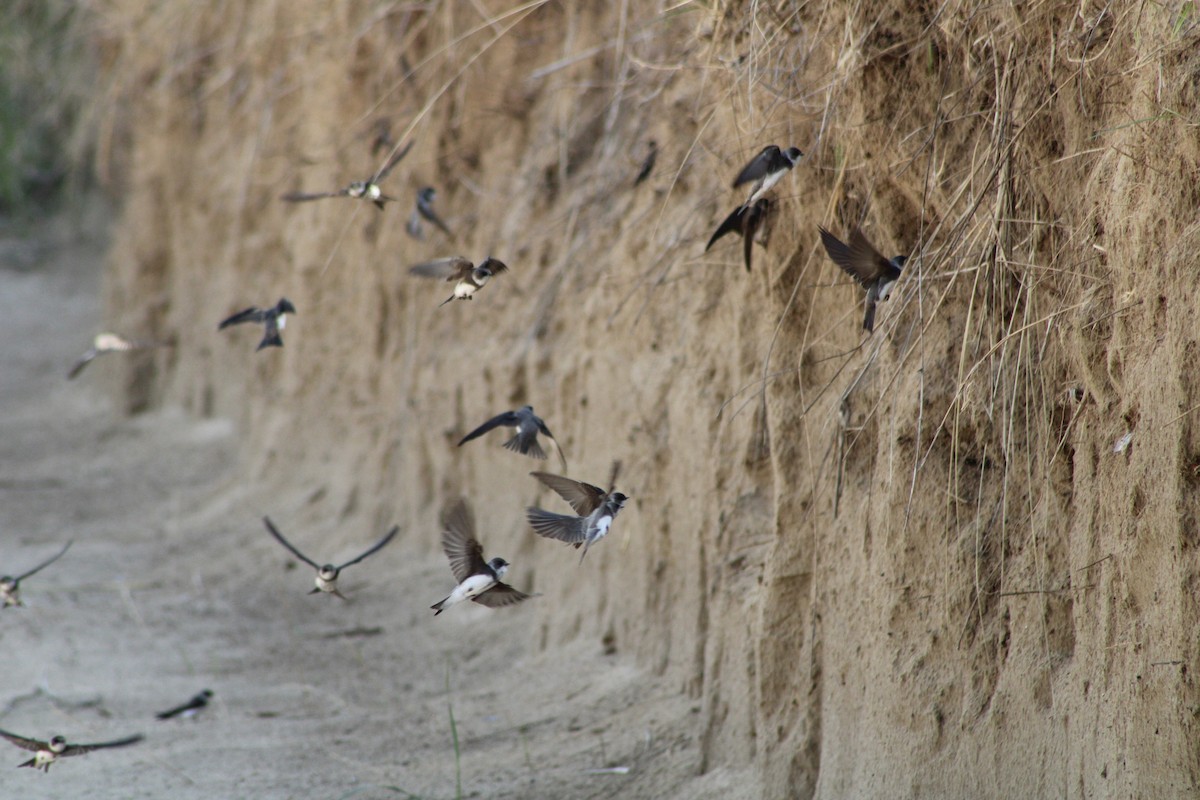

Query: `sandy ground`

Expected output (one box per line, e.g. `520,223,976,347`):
0,215,753,799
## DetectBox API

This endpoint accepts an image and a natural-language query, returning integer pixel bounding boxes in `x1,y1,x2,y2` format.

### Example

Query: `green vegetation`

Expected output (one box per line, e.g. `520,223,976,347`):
0,1,95,217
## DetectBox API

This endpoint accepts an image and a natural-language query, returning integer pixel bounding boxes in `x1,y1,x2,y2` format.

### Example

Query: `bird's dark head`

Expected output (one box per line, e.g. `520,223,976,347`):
610,492,629,509
892,255,908,270
478,257,508,276
199,689,214,700
277,298,297,315
419,186,436,201
785,146,804,162
318,565,339,580
519,404,534,414
48,736,67,750
0,576,15,587
488,557,510,577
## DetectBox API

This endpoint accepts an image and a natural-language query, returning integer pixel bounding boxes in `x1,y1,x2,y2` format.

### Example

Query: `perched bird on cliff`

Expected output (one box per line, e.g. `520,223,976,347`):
818,226,907,333
67,333,168,379
262,518,399,600
458,405,568,470
408,256,509,307
633,139,658,186
155,689,214,721
526,468,628,564
431,500,534,615
0,729,143,772
1,541,71,608
280,140,413,210
732,145,804,205
705,197,772,272
405,186,454,240
218,298,296,351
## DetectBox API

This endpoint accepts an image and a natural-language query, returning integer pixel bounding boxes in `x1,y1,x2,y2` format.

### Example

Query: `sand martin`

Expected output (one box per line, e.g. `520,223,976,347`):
0,729,143,772
432,500,533,615
458,405,568,470
218,298,296,351
67,333,168,380
705,197,772,272
405,186,454,240
526,470,628,564
156,689,213,721
408,256,509,307
262,517,399,600
634,140,658,186
281,140,414,210
1,541,71,608
732,145,803,205
818,226,907,333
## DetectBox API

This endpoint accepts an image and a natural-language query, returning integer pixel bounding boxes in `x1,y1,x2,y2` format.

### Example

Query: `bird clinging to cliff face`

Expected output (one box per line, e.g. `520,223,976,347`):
218,298,296,351
261,517,399,600
408,256,509,307
0,729,143,772
526,467,628,564
818,226,907,333
405,186,454,240
1,541,71,608
732,145,803,205
705,197,772,272
431,500,534,615
280,140,413,210
457,405,568,471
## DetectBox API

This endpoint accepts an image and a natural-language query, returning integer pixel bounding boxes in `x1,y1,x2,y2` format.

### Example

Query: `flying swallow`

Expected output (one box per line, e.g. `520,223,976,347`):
0,729,143,772
405,187,454,240
732,145,803,205
281,140,414,210
526,468,628,564
1,541,71,608
431,499,533,615
818,226,907,333
634,140,658,186
67,333,168,380
218,298,296,351
262,517,399,600
457,405,568,470
705,197,772,272
408,256,509,307
156,689,213,721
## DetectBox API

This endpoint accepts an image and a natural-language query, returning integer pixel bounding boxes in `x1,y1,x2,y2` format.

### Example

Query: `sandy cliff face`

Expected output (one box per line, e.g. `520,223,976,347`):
99,1,1200,796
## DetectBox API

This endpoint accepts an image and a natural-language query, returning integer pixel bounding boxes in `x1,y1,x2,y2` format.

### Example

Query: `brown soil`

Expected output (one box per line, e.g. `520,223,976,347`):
8,1,1200,798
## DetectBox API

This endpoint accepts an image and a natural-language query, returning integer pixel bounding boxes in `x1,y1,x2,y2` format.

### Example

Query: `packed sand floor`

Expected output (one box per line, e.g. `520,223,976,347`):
0,216,755,799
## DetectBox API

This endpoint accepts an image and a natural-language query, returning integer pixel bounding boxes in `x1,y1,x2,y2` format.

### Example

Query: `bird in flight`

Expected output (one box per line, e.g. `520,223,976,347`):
218,298,296,351
526,465,628,564
262,518,399,599
405,186,454,240
1,541,71,608
408,256,508,307
0,729,143,772
67,333,168,380
432,499,534,615
457,405,567,470
281,140,414,210
817,226,907,333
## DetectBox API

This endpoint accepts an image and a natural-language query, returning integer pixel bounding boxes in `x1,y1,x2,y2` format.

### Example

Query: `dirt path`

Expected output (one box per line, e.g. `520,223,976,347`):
0,215,752,799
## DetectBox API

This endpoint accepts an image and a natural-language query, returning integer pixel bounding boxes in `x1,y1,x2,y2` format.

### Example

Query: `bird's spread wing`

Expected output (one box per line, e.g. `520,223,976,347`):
336,525,400,569
409,256,472,281
819,227,885,288
731,146,779,188
62,735,144,757
67,349,99,379
280,190,343,203
441,501,489,582
371,140,414,183
15,541,72,582
531,472,605,515
472,582,534,608
526,507,589,544
0,729,47,752
477,257,508,276
218,307,265,329
262,518,320,570
458,412,518,446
